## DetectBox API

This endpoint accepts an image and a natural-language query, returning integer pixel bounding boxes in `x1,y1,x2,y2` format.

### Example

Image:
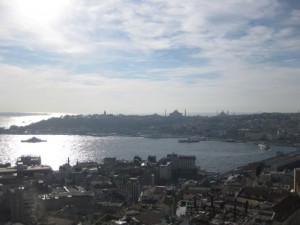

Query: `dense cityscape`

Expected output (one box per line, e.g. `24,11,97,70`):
0,112,300,225
1,0,299,224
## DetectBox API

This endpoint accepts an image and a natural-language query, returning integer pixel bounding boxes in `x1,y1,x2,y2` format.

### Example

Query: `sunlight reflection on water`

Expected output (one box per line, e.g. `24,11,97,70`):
0,135,297,172
0,113,68,129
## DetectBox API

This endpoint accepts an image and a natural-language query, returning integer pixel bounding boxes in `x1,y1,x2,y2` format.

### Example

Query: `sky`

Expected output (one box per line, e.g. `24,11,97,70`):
0,0,299,115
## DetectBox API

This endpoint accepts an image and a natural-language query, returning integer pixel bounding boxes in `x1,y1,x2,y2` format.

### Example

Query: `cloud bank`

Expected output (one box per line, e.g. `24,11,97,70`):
0,0,299,114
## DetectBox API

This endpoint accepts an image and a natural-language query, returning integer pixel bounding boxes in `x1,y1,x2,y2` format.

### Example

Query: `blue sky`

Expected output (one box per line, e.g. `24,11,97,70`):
0,0,299,114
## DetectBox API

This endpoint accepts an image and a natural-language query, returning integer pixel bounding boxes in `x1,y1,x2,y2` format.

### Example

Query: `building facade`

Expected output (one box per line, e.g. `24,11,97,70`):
9,187,37,224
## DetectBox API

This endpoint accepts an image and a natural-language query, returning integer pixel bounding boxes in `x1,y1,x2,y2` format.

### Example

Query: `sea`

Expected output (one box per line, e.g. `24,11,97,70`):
0,113,298,172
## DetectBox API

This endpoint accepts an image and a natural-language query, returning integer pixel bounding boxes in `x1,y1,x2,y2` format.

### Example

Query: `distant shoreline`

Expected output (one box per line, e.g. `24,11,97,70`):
0,112,49,117
1,112,300,149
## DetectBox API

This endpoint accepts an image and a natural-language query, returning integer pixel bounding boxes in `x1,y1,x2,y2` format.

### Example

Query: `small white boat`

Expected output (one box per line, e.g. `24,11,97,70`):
258,143,270,151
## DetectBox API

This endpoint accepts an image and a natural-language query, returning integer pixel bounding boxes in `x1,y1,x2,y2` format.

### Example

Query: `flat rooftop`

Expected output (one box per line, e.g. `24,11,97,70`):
0,165,52,174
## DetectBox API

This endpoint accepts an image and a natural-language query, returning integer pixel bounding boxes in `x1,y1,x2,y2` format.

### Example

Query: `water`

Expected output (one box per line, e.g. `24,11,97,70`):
0,135,296,172
0,113,66,129
0,115,297,172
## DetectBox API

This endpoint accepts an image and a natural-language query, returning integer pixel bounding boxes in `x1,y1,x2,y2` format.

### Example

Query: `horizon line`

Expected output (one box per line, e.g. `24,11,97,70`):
1,110,300,117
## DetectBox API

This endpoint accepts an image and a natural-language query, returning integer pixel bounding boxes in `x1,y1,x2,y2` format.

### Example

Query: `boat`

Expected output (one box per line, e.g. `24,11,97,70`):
223,139,236,143
21,137,47,143
258,143,270,151
178,136,201,143
144,134,161,139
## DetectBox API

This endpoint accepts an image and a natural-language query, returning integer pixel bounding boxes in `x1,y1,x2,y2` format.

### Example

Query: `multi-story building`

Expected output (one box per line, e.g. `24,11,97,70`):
38,186,94,211
114,175,141,203
166,153,179,169
166,154,196,170
9,187,37,224
294,168,300,195
17,156,41,166
179,155,196,169
103,157,116,166
148,155,156,163
159,161,172,182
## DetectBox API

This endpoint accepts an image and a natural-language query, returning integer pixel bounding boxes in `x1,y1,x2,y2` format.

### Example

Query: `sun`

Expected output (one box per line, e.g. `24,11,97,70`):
12,0,72,26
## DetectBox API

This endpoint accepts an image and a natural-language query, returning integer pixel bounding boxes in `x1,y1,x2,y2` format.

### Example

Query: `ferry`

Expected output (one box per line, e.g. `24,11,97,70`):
21,137,47,143
178,136,201,143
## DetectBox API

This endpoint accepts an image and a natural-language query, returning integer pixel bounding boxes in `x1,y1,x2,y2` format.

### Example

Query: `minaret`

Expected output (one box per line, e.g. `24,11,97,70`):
185,109,187,117
67,157,70,166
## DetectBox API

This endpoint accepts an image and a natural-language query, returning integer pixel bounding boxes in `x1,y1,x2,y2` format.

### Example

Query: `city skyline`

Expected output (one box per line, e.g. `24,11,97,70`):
0,0,299,114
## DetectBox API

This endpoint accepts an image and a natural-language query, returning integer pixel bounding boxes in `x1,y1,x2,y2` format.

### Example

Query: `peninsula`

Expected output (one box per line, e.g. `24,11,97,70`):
1,111,300,145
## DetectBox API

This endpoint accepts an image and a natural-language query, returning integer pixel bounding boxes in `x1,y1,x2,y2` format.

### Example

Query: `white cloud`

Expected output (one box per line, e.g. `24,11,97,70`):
0,0,299,113
0,61,299,114
0,0,295,62
289,9,300,24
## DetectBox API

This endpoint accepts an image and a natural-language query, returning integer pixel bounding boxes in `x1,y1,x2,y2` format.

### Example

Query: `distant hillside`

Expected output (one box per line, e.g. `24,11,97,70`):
1,113,300,144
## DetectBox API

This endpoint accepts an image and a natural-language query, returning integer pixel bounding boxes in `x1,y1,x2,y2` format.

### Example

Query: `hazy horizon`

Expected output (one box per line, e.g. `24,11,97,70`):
0,0,299,114
0,110,299,117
